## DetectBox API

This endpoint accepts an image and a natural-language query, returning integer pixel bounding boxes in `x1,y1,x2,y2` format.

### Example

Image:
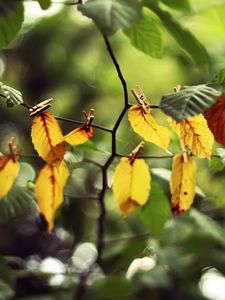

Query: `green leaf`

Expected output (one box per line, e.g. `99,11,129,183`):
0,82,23,107
0,185,37,224
160,84,220,121
93,276,133,300
208,156,225,174
0,1,24,49
216,148,225,165
64,150,84,166
37,0,51,9
123,13,163,58
138,182,171,235
160,0,191,13
143,1,209,70
215,68,225,91
78,0,142,35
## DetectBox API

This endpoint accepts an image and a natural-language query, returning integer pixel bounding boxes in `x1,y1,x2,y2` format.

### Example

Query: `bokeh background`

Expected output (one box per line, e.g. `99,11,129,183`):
1,1,225,299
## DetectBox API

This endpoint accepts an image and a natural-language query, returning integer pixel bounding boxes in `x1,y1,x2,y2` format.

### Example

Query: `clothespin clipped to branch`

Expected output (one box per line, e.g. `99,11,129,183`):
129,141,145,165
179,138,188,163
29,99,53,117
8,137,19,162
173,84,181,93
131,85,150,114
83,109,94,131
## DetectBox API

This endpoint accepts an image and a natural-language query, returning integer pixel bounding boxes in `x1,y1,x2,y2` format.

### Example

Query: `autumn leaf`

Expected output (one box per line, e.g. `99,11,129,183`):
170,154,196,214
205,93,225,146
35,161,69,231
128,104,170,150
64,126,94,146
112,157,151,216
0,156,20,198
31,112,66,166
168,114,214,159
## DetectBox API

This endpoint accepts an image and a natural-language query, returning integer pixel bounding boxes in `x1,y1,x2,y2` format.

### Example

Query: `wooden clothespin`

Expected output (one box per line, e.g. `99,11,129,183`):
131,85,150,114
129,141,145,165
8,137,19,162
29,98,53,117
83,109,94,131
173,85,181,93
179,138,188,163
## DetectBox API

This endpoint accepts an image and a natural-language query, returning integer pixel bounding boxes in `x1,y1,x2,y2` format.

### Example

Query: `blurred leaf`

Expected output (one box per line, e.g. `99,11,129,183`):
0,280,14,300
37,0,51,9
64,150,84,165
187,209,225,245
93,276,133,300
78,0,142,35
143,1,209,70
0,1,24,49
208,156,225,173
133,266,171,289
123,13,163,58
0,184,37,224
138,182,171,235
215,67,225,86
160,0,191,13
0,156,20,199
216,148,225,164
160,85,220,121
0,82,23,107
205,94,225,146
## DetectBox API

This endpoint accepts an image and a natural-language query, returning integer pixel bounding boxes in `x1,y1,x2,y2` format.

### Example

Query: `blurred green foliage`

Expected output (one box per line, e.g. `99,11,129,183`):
0,0,225,299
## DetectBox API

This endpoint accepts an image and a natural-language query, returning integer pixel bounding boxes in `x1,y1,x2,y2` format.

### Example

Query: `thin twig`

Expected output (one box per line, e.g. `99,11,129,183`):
55,116,113,133
115,153,174,159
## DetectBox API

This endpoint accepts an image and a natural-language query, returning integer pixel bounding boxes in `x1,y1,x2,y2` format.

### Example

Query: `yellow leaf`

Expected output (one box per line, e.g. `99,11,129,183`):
170,154,196,213
112,157,151,216
128,104,170,150
64,126,94,146
35,160,69,231
168,114,214,159
31,112,66,166
0,156,20,198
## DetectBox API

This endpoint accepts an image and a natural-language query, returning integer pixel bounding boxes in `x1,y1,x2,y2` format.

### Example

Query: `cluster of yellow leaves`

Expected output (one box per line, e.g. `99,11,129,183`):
114,89,215,217
31,111,93,231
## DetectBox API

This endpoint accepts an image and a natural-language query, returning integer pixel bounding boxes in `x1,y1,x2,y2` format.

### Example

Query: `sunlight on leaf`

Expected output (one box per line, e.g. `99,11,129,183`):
170,154,196,213
113,157,151,216
128,104,170,150
64,126,94,146
168,114,214,159
0,156,20,199
35,161,69,231
31,112,66,166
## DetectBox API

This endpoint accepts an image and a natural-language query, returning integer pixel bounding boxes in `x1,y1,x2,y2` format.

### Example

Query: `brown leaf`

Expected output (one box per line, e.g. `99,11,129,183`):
205,93,225,146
